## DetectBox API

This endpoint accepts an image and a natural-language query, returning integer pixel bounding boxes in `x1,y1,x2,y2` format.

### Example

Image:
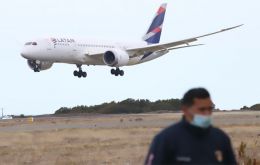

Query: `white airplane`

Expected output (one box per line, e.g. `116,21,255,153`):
21,3,242,78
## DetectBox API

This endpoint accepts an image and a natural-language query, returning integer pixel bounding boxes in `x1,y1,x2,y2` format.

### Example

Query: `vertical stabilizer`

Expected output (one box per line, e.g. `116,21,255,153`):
143,3,167,44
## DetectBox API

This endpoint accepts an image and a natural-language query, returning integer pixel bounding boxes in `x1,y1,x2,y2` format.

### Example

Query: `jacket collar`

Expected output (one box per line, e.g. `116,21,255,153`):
181,116,212,137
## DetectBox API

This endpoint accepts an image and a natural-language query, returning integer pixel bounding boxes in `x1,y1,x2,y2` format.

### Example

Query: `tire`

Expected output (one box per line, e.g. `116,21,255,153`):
111,69,116,75
82,72,87,78
73,71,78,76
120,70,124,76
78,71,82,78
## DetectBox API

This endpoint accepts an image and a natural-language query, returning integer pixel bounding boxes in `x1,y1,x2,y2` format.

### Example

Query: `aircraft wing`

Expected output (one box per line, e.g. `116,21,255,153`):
127,24,243,57
85,24,242,58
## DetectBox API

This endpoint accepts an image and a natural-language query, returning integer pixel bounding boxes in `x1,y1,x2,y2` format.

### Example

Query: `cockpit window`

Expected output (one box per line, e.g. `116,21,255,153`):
32,42,37,45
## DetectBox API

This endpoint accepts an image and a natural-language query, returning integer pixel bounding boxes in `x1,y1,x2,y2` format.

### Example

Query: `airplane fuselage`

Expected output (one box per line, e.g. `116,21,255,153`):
21,38,167,66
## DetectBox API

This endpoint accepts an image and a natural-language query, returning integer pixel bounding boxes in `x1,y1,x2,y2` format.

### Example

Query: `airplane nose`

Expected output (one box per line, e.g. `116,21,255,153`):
21,52,26,58
21,52,27,58
21,48,30,59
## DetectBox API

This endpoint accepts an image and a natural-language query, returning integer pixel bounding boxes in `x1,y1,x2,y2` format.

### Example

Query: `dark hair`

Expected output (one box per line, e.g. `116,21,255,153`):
181,88,210,106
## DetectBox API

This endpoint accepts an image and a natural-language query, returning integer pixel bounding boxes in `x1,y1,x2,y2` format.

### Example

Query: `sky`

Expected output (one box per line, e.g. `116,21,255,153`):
0,0,259,115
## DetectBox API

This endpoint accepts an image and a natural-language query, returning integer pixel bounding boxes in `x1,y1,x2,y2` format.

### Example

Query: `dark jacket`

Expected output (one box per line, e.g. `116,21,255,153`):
145,118,237,165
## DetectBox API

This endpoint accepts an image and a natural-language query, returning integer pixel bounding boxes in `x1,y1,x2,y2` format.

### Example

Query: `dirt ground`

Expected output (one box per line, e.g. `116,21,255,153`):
0,111,259,165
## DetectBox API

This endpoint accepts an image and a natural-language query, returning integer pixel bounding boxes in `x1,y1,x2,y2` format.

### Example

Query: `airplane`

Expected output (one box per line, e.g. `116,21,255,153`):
21,3,242,78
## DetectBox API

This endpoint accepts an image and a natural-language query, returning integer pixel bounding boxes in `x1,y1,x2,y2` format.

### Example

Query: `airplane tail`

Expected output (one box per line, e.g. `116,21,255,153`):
143,3,167,44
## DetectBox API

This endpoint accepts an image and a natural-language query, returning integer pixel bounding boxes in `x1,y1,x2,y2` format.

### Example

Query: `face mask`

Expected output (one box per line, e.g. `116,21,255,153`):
191,114,212,128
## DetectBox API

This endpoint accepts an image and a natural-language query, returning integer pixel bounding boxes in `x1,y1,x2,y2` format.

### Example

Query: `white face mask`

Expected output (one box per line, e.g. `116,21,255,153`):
191,114,212,128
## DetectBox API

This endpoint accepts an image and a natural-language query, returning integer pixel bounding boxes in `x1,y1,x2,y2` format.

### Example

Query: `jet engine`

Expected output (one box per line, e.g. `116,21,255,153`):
27,60,53,71
103,49,129,67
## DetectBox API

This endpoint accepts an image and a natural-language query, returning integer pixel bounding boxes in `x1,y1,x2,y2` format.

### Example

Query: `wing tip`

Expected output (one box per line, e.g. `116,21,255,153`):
233,24,244,29
222,24,244,31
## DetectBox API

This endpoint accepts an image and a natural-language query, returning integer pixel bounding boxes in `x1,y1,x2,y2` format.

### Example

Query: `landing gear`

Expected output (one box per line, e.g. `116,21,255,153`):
111,68,124,76
73,65,87,78
34,67,40,72
28,60,40,72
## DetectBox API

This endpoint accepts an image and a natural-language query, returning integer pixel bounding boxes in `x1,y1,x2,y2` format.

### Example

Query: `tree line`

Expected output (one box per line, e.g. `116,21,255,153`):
240,104,260,111
55,98,182,114
55,98,260,115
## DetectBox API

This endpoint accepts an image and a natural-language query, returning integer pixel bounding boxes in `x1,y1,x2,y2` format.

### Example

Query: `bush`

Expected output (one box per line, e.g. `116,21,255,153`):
250,104,260,111
238,141,257,165
240,104,260,111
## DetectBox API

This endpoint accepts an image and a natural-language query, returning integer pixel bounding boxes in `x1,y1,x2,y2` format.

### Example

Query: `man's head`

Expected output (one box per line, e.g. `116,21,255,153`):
181,88,214,128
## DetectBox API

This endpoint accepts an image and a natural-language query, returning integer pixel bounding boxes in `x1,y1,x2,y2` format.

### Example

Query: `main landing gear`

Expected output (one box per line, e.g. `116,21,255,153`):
73,65,87,78
111,68,124,76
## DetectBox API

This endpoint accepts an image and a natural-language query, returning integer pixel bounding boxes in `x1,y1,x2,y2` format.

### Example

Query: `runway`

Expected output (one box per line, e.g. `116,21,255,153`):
0,111,260,132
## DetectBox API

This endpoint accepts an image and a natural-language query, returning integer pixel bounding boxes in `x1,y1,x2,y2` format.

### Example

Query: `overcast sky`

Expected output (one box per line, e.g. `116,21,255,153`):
0,0,259,115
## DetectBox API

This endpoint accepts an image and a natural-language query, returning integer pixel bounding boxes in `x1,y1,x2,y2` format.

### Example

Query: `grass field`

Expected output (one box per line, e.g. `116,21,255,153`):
0,111,259,165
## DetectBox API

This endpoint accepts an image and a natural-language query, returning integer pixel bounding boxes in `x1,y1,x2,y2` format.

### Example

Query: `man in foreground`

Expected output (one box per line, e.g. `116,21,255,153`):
145,88,237,165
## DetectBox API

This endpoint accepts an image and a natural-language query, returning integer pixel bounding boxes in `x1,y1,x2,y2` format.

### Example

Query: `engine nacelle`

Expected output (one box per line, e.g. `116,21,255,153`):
103,49,129,67
27,60,53,71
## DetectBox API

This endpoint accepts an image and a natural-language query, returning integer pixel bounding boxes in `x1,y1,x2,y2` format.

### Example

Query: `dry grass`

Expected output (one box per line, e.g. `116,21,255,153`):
0,128,159,165
0,111,259,165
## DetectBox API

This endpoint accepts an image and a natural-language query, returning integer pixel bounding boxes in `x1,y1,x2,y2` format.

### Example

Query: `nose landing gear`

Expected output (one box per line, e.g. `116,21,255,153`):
28,60,40,72
111,68,124,76
73,65,87,78
33,66,40,72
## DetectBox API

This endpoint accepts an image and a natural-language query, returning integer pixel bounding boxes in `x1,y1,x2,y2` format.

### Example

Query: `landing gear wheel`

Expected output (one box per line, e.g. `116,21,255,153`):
78,71,83,78
111,69,116,75
119,70,124,76
82,72,87,78
73,65,87,78
73,71,78,76
111,68,124,76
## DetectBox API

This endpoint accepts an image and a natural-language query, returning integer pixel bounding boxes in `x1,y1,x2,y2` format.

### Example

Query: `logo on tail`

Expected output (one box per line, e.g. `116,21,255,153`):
143,3,167,44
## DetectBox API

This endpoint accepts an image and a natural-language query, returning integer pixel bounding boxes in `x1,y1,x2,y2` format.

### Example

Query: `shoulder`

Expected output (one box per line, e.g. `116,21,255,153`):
210,126,231,141
155,120,184,141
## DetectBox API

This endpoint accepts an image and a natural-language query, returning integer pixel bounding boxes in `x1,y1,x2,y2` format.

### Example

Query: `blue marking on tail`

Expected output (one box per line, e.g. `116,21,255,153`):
143,3,167,44
147,12,166,34
145,31,162,45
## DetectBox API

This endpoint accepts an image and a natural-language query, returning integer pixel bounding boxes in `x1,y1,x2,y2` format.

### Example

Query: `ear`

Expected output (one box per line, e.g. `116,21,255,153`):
181,105,188,112
181,105,188,115
182,105,193,122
